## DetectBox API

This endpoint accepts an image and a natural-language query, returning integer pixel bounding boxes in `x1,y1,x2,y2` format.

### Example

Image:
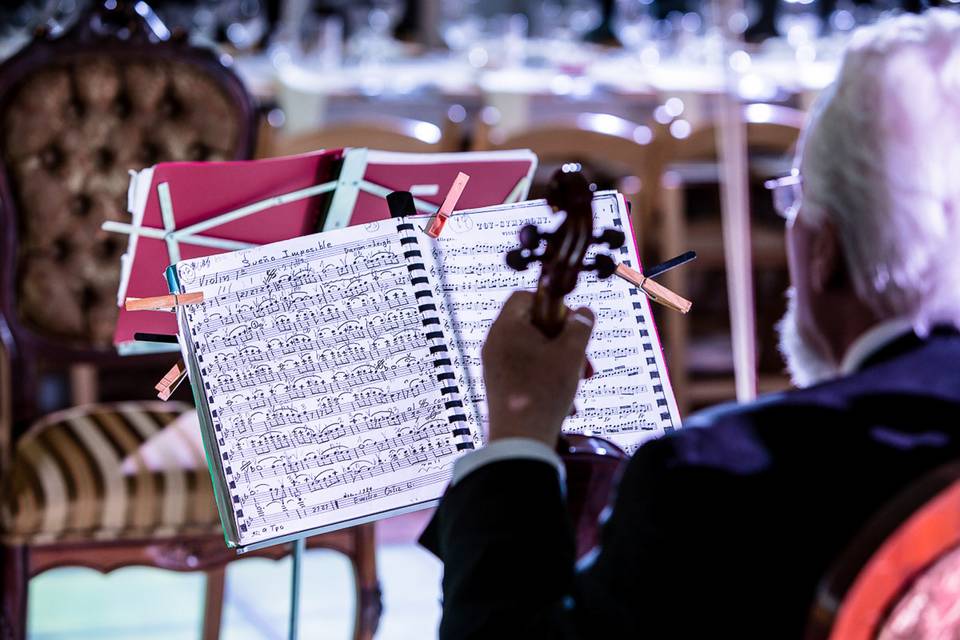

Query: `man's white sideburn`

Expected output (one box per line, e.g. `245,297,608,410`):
777,288,839,388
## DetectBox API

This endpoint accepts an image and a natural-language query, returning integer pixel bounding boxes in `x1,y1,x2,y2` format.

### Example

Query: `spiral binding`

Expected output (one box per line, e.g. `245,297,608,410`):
395,220,474,451
180,299,249,536
617,220,676,435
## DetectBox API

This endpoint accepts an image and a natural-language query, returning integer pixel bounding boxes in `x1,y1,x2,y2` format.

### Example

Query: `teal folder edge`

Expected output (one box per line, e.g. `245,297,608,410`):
161,266,441,553
166,264,239,548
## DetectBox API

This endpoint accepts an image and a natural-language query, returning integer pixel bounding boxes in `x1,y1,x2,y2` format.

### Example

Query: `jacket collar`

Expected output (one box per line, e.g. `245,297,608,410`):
843,321,960,374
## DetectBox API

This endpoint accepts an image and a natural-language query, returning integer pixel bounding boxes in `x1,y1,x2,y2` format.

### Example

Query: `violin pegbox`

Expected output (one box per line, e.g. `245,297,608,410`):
587,228,626,279
504,213,626,279
506,164,628,336
505,225,549,271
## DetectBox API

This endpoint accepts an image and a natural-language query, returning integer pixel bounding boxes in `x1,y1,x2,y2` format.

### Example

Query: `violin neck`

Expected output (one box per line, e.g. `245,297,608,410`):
532,287,567,338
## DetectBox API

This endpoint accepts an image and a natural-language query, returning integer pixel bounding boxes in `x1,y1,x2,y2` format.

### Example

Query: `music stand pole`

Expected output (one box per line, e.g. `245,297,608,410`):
289,537,306,640
713,0,758,402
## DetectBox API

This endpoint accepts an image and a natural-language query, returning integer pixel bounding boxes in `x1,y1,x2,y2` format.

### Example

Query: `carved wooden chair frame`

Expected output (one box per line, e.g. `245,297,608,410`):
808,461,960,639
0,3,380,639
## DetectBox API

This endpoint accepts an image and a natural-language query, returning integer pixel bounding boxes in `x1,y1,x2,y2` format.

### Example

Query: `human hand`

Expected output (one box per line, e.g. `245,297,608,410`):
481,291,595,448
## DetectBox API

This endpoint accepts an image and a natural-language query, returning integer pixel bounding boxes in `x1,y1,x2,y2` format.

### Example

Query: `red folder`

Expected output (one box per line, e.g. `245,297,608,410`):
349,150,538,225
113,150,341,350
111,148,537,352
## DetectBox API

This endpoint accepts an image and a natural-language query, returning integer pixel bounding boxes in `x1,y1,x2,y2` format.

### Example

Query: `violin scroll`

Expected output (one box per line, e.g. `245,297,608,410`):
505,165,627,335
504,227,625,276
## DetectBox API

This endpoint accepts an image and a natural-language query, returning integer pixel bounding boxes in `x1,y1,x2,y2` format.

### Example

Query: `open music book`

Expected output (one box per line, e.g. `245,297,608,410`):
171,191,681,551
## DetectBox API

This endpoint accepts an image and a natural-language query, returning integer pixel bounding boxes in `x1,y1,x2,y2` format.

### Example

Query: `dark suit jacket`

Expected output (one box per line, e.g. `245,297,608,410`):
420,329,960,638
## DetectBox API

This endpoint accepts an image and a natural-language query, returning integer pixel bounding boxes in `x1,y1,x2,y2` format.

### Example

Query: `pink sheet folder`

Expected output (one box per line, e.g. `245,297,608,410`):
107,147,538,353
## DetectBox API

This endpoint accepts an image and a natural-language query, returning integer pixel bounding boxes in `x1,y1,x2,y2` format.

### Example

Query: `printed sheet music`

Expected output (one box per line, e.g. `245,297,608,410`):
173,192,680,550
426,191,680,455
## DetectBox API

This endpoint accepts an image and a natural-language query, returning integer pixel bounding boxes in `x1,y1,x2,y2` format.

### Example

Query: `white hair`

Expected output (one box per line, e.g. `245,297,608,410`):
778,288,839,387
800,9,960,334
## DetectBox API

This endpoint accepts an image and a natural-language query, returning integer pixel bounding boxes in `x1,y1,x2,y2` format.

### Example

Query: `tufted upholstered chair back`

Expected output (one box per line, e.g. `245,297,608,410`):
0,2,256,423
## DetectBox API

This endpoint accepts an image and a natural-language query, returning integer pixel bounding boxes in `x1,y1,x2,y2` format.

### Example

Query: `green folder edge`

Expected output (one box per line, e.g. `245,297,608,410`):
165,264,239,548
162,241,446,554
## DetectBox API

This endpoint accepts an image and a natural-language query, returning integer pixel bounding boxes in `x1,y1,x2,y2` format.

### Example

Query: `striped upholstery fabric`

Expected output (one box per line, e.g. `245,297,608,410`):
1,402,221,544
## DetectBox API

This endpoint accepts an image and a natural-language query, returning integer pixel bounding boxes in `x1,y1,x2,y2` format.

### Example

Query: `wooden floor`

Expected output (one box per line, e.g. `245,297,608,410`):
28,510,440,639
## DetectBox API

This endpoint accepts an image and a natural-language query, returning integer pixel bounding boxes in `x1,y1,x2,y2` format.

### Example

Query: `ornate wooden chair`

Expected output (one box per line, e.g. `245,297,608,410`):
0,3,379,639
472,111,661,252
808,462,960,639
652,104,806,412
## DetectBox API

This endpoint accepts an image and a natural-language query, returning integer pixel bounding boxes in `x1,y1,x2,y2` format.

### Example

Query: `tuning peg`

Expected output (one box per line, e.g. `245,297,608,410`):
506,249,532,271
596,228,625,249
518,225,542,249
592,254,617,279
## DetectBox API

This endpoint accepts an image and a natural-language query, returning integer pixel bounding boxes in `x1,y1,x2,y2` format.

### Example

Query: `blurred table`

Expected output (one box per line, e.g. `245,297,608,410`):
234,36,843,136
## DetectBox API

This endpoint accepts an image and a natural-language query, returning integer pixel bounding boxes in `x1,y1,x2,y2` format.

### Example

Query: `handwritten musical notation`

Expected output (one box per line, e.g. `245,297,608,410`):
426,192,680,454
176,222,464,546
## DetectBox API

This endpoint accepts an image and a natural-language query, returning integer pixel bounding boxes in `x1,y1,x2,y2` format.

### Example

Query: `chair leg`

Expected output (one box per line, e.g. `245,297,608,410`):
69,363,98,406
201,567,226,640
1,545,28,640
351,525,382,640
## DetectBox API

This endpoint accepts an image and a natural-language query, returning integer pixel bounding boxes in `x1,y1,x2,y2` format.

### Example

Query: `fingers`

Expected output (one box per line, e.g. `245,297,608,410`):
498,290,534,321
486,293,594,357
560,306,595,354
486,290,535,343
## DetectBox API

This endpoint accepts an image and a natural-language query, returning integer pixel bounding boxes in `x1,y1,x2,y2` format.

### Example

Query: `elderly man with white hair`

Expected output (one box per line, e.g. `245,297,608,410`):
420,9,960,639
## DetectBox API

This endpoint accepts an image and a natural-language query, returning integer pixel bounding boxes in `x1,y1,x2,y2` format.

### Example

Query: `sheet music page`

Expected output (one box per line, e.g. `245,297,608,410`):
175,221,470,547
423,192,681,454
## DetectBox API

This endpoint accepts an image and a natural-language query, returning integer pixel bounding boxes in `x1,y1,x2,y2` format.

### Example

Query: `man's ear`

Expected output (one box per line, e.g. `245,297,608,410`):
809,220,846,294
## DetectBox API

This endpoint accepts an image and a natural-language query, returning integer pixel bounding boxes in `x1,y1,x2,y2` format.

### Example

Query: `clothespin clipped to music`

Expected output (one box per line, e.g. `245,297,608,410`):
425,172,470,238
124,292,204,312
122,293,201,398
155,359,188,400
615,251,696,314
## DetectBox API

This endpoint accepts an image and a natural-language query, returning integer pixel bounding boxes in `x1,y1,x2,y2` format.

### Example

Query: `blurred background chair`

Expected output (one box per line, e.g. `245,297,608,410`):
0,3,378,639
652,103,806,413
808,462,960,639
472,111,660,258
263,112,464,157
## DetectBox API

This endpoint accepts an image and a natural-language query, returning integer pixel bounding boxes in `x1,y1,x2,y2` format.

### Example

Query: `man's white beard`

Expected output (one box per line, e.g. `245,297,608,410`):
777,288,839,388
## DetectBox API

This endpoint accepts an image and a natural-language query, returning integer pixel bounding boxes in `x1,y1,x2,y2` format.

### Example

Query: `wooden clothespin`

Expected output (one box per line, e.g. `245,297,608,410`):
425,172,470,238
615,264,692,314
125,292,204,312
156,359,187,401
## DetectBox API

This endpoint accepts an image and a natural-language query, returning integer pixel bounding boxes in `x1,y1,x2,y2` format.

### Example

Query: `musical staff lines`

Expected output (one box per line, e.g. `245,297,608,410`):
426,193,677,454
176,222,464,546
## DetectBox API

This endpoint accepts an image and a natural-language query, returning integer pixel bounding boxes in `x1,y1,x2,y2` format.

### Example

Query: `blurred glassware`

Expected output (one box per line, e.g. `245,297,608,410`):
27,0,88,36
440,0,485,53
612,0,655,53
441,1,528,70
539,0,603,42
345,0,404,65
153,0,266,49
726,0,762,36
271,9,343,71
0,0,48,60
672,6,708,64
686,0,711,33
223,0,267,51
828,0,857,34
491,12,529,68
776,0,822,60
649,16,679,59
